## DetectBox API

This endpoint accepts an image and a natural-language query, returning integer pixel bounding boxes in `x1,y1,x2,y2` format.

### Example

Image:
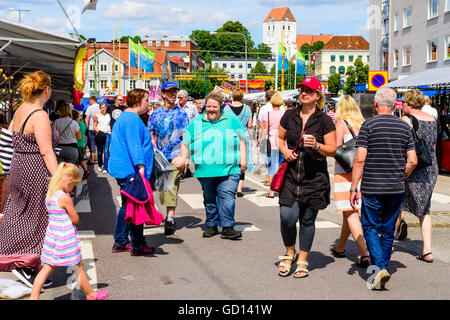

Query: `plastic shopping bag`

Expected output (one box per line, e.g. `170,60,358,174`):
150,149,174,192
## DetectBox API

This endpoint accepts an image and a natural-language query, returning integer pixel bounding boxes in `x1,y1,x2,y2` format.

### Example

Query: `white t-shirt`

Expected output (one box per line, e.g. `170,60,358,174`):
421,105,438,120
257,102,286,123
85,104,100,130
53,118,80,145
96,113,112,134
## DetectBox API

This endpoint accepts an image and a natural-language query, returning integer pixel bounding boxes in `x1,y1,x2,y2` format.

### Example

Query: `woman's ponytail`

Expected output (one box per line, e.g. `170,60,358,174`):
18,71,51,101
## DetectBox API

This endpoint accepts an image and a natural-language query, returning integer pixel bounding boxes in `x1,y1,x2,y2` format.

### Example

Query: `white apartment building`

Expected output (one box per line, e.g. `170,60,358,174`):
212,58,276,81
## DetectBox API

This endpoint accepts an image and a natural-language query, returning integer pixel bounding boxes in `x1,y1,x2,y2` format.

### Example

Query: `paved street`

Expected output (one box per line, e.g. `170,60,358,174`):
2,160,449,300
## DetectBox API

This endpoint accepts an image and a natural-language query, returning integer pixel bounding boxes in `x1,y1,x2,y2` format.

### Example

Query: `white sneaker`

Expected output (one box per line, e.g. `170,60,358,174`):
98,167,102,172
103,170,107,174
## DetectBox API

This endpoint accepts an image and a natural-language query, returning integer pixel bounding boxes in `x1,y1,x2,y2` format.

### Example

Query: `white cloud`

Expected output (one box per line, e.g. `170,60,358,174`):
207,11,232,25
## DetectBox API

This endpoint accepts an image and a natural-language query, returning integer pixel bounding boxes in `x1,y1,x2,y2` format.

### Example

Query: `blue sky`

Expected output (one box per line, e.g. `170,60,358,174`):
0,0,370,44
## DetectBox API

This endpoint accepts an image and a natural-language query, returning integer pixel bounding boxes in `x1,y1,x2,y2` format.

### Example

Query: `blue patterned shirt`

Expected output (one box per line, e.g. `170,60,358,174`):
148,105,189,160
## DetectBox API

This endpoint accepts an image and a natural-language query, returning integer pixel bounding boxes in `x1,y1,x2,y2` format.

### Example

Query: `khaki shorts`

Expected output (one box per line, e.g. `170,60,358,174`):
159,163,182,208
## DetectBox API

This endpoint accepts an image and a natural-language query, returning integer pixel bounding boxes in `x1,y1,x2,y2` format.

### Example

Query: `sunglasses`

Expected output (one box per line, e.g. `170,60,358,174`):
300,88,316,94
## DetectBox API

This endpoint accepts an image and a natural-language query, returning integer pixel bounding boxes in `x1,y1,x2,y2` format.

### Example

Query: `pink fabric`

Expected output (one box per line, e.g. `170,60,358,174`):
121,173,164,226
263,110,285,149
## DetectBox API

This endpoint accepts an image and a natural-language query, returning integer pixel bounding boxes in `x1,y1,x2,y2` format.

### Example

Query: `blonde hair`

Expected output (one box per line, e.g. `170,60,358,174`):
270,93,284,107
315,90,325,111
336,95,365,129
46,162,81,201
404,89,425,109
18,70,51,101
232,89,244,102
59,102,72,117
205,91,223,107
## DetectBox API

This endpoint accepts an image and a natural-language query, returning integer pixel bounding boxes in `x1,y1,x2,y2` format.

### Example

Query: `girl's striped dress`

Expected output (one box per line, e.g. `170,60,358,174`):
41,190,82,266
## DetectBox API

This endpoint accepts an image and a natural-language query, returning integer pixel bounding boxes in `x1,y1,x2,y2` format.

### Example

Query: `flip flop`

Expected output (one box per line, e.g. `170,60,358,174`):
265,194,275,198
417,252,434,263
329,244,346,258
356,256,370,268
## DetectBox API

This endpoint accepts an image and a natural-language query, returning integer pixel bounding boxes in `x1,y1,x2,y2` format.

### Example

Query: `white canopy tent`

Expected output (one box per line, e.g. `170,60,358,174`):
383,67,450,89
243,89,300,104
0,18,85,102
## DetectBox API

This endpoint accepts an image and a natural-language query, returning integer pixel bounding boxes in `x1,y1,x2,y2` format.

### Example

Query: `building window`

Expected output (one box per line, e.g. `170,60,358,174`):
288,26,290,31
181,41,186,47
100,64,107,72
338,66,345,75
156,40,161,46
239,63,243,69
339,55,345,62
145,80,151,89
148,41,152,46
114,64,119,72
358,55,363,61
428,40,438,62
403,7,412,28
129,80,136,89
89,63,94,72
349,55,354,62
268,26,270,31
89,80,95,90
367,55,370,62
446,35,450,59
331,55,336,62
239,74,243,79
329,66,336,74
446,0,450,12
231,63,235,69
164,40,169,47
403,46,412,65
100,80,107,89
248,63,252,69
231,74,235,79
394,50,399,68
394,12,399,31
428,0,439,19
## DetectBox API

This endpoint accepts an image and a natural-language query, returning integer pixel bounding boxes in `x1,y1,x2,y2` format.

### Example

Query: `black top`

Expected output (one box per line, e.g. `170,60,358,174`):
355,114,415,195
108,105,126,129
278,107,336,209
229,105,244,116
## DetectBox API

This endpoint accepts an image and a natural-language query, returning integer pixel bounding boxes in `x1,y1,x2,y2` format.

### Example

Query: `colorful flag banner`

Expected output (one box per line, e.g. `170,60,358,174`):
129,38,139,69
139,43,155,73
277,43,288,72
296,50,306,75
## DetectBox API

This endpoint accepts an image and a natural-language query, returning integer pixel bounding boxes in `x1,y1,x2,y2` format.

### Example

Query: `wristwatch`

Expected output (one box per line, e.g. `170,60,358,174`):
350,189,358,193
316,143,321,150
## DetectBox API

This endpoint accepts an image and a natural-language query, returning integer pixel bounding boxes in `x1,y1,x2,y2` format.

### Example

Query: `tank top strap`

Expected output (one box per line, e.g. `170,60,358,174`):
19,109,46,134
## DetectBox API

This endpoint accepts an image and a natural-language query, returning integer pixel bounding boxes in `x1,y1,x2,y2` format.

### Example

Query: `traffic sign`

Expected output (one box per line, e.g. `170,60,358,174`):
368,71,388,91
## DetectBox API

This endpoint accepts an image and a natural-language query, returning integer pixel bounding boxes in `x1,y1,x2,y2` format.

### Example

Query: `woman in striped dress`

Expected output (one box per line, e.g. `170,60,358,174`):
30,162,108,300
330,95,370,268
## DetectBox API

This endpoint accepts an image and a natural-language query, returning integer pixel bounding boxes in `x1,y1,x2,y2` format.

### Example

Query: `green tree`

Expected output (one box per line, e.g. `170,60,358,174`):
249,43,273,59
248,60,268,80
120,35,143,43
180,65,229,99
344,66,356,95
354,57,370,84
328,73,343,95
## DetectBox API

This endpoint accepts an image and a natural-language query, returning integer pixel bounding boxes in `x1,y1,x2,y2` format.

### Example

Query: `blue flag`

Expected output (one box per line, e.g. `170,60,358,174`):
296,50,306,75
277,43,288,72
129,38,139,69
139,43,155,73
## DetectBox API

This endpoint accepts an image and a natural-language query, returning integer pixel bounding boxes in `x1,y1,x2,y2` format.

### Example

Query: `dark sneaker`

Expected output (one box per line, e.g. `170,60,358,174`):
130,246,155,256
396,220,408,241
12,267,35,288
112,242,132,253
220,227,242,240
164,220,176,235
203,226,219,238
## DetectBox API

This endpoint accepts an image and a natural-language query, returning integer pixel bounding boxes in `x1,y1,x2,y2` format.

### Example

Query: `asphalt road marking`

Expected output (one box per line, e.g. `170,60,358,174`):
143,223,261,235
296,221,341,229
431,193,450,204
243,191,278,207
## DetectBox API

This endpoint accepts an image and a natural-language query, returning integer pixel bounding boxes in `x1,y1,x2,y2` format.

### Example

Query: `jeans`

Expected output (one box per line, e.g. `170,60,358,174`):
97,133,111,171
113,177,146,248
268,149,285,176
197,174,240,228
57,145,78,164
280,201,319,252
361,193,404,271
87,130,96,154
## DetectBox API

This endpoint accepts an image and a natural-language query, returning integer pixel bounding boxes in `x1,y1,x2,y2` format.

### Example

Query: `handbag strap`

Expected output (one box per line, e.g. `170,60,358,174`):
343,120,357,139
54,119,74,137
293,129,308,153
405,114,419,141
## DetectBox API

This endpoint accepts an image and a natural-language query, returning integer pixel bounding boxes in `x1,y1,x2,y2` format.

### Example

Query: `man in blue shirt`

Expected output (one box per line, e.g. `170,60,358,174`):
148,82,189,235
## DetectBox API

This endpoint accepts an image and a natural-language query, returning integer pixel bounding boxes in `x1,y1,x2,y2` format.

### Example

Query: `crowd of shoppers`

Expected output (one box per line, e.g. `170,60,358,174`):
0,69,443,296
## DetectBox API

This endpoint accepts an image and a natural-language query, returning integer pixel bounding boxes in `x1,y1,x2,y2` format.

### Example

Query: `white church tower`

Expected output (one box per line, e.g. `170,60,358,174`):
262,7,297,60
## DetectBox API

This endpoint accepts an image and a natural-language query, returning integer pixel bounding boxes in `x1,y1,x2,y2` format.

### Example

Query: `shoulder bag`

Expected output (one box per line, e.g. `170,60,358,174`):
270,129,307,192
334,120,357,173
406,114,432,170
266,111,272,157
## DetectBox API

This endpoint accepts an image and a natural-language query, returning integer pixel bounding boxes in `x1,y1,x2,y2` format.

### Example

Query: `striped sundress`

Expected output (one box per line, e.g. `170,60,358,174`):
41,190,82,266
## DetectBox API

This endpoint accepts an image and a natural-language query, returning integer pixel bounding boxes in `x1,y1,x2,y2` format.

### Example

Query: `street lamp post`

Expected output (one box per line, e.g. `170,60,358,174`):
9,8,31,23
210,31,248,93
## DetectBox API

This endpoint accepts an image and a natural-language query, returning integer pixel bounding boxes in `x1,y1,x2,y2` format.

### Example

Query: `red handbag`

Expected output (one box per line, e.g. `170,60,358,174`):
270,130,307,192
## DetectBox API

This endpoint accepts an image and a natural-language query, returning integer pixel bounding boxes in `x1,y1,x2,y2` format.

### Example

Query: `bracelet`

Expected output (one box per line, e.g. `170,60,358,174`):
350,189,358,193
317,143,321,150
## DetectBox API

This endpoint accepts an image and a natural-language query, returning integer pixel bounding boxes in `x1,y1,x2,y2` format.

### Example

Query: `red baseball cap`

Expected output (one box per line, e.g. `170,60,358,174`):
297,77,322,91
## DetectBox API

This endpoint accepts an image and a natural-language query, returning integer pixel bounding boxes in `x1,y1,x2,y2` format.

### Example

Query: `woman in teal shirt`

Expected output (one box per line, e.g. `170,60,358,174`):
174,92,247,240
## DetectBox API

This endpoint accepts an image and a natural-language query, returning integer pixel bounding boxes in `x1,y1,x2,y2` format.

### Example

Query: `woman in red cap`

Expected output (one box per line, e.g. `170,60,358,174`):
276,77,337,278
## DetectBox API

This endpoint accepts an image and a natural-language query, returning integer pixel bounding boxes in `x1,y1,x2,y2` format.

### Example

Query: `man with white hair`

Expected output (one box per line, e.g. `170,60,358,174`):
421,96,438,120
350,87,417,290
177,90,198,122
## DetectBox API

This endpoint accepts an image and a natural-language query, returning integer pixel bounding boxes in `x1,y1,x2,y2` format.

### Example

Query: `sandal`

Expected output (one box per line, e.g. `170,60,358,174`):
86,289,109,300
265,194,275,198
278,253,297,277
417,252,434,263
293,261,309,278
356,256,370,268
329,244,346,258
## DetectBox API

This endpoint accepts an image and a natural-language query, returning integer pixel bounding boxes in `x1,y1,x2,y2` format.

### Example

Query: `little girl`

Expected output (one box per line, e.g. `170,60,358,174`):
30,162,109,300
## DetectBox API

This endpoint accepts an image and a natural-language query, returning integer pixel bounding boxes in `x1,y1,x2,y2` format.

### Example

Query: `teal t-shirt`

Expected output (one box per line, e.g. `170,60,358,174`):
77,120,86,148
183,110,247,178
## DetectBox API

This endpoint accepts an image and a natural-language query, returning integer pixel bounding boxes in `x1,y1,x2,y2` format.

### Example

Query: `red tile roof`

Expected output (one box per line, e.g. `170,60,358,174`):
296,34,334,50
264,7,296,22
323,36,369,51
